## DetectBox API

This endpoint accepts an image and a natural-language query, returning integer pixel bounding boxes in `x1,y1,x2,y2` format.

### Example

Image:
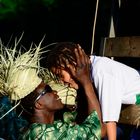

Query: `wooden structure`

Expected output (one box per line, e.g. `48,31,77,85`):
99,36,140,126
100,36,140,57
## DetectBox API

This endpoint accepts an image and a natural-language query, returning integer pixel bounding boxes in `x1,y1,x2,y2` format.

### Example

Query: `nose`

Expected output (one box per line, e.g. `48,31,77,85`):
59,78,73,87
53,90,57,94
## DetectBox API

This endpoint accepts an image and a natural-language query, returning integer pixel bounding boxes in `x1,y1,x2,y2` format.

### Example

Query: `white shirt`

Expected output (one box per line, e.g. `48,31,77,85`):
90,55,140,122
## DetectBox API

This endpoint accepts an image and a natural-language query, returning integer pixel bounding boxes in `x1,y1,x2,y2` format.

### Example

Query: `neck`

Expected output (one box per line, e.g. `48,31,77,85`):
31,110,55,124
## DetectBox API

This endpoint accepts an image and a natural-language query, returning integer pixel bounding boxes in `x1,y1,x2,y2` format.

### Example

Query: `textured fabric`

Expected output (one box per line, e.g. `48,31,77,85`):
90,55,140,122
21,111,101,140
0,96,29,140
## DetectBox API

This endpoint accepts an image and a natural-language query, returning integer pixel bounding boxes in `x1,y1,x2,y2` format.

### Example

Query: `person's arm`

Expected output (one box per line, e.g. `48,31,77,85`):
95,61,123,140
68,45,106,137
106,122,117,140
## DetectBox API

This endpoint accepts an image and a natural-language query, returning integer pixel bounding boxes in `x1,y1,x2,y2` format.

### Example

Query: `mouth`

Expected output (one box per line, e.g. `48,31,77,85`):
57,94,76,98
56,97,61,101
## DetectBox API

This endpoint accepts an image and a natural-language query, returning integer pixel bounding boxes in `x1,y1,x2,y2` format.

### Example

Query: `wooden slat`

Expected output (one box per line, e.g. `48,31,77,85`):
100,36,140,57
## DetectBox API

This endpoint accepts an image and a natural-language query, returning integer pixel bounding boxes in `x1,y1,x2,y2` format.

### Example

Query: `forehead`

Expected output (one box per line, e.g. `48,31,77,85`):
35,82,46,92
35,83,53,101
51,67,64,74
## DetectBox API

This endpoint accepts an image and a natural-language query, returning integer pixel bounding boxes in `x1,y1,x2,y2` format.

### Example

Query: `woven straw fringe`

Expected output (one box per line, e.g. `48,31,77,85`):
119,104,140,127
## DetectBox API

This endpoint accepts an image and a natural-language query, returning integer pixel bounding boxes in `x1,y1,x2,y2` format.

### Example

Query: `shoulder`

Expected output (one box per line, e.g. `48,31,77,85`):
84,110,100,125
90,55,117,73
90,55,113,66
22,122,64,139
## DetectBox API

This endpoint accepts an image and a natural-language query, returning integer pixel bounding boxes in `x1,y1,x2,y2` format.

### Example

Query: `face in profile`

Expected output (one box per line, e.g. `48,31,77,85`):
51,67,79,90
34,82,64,111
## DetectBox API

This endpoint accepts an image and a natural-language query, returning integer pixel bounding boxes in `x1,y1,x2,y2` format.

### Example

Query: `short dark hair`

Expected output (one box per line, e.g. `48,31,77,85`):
46,42,78,73
20,90,39,115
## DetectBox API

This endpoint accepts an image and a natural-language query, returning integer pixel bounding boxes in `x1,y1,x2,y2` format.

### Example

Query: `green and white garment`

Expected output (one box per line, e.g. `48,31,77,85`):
21,110,101,140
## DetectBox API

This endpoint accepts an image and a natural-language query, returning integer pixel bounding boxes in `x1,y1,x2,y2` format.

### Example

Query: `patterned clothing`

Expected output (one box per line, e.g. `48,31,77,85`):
21,111,101,140
0,96,28,140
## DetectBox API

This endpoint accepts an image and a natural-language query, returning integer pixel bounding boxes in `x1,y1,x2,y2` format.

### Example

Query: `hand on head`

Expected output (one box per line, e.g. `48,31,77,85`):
67,45,91,86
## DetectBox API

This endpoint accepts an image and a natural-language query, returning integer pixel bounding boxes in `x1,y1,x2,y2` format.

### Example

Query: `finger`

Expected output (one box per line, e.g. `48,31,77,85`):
77,44,81,48
76,45,85,63
74,47,81,66
77,46,88,65
78,45,90,64
67,65,75,77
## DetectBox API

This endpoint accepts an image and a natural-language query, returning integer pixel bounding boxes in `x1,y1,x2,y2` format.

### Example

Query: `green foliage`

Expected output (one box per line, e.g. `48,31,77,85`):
42,0,58,7
0,0,16,19
0,0,26,19
0,0,58,20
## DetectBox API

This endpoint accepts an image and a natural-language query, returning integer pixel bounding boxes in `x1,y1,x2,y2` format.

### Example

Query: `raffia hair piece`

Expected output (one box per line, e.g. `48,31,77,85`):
0,36,46,101
49,81,77,106
41,69,77,106
133,107,140,127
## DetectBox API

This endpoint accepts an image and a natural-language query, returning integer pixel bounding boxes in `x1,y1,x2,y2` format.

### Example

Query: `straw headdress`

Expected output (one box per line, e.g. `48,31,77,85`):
42,69,77,106
0,36,77,106
0,36,44,101
49,81,77,105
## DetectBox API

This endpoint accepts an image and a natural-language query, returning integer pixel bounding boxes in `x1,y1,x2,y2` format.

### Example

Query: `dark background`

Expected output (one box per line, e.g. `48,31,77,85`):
0,1,140,139
0,0,140,55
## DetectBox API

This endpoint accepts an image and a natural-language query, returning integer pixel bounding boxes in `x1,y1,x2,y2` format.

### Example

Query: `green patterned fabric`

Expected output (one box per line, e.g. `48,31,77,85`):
21,111,101,140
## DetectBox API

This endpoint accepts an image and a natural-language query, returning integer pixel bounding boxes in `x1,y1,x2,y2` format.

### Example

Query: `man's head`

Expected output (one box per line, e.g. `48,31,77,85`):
21,81,64,114
46,42,79,89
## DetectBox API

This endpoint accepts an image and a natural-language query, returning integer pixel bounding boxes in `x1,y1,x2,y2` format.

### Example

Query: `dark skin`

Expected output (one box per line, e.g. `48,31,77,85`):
31,82,64,124
68,46,106,137
51,45,106,137
30,46,106,137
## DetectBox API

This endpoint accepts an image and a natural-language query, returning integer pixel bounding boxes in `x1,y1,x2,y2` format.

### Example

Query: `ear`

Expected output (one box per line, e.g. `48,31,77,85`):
34,101,44,110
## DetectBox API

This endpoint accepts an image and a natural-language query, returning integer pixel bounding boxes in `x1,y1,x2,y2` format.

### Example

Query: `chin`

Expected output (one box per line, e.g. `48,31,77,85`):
60,104,65,109
56,105,64,111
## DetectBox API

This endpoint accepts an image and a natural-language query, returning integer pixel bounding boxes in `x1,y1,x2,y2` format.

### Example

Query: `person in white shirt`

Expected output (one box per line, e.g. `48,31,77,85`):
46,42,140,140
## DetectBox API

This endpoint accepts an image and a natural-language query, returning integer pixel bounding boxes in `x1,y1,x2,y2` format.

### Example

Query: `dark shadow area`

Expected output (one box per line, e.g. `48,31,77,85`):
0,0,96,54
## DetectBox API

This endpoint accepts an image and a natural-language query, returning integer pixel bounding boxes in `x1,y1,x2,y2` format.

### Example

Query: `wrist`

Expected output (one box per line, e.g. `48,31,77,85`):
80,78,92,86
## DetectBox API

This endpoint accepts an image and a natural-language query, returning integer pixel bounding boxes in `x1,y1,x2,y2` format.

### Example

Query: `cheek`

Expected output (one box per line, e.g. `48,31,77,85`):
44,97,55,109
61,71,71,82
63,75,71,83
43,94,53,104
